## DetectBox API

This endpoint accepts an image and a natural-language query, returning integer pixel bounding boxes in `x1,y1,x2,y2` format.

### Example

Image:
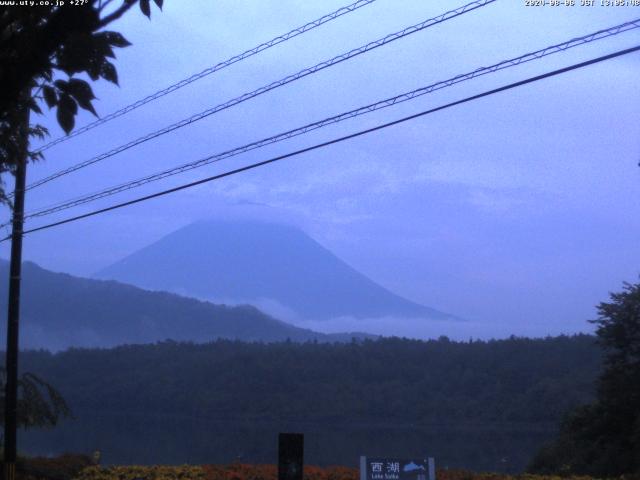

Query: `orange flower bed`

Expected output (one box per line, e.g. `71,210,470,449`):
202,464,358,480
75,463,608,480
14,459,623,480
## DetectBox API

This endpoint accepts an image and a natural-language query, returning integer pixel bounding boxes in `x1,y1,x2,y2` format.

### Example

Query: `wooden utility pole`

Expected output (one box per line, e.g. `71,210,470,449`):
3,98,29,480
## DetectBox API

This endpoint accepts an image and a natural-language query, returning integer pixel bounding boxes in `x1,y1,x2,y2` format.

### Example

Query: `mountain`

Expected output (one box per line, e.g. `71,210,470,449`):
0,260,372,351
96,219,455,322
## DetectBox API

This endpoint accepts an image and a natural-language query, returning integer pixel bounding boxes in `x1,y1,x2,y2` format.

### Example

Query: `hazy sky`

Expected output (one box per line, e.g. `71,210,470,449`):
1,0,639,339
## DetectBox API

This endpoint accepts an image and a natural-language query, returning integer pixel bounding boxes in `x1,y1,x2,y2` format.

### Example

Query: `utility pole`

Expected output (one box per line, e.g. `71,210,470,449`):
3,96,29,480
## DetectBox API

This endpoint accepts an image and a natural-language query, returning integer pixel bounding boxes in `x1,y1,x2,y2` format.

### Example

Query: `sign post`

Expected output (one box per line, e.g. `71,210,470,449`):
278,433,304,480
360,457,435,480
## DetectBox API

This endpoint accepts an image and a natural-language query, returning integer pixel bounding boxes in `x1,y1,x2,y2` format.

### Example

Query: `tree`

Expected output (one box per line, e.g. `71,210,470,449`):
528,280,640,476
0,0,163,202
1,1,163,474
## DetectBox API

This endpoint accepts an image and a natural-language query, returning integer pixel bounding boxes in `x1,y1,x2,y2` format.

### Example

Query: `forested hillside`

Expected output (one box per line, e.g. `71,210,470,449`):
0,261,370,349
21,335,598,423
19,335,600,470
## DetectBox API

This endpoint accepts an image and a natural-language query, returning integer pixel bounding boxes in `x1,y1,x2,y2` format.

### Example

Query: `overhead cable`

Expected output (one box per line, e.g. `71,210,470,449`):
32,0,379,154
22,0,496,193
20,18,640,221
6,44,638,241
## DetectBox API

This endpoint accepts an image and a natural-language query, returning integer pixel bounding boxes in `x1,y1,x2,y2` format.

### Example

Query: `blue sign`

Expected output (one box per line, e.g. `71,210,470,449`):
360,458,435,480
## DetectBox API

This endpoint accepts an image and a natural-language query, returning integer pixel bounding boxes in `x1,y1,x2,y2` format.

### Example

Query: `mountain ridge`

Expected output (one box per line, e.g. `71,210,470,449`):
0,260,375,350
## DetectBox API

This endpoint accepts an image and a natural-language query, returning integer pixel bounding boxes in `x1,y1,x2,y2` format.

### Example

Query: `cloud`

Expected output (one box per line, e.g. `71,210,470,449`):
466,188,527,215
295,315,592,341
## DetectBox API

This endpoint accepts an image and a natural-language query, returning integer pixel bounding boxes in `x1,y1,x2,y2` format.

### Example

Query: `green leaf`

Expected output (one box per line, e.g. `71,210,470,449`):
85,32,116,59
100,61,118,85
42,86,57,108
104,44,116,59
28,151,44,162
56,31,119,76
66,79,98,117
59,94,78,116
82,100,98,117
87,58,101,81
29,124,49,141
153,0,163,9
55,32,96,77
29,98,42,115
102,31,132,48
67,78,96,100
57,94,77,134
75,98,98,117
140,0,151,18
56,105,75,135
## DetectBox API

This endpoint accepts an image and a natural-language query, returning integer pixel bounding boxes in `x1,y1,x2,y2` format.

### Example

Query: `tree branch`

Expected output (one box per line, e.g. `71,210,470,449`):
98,0,137,28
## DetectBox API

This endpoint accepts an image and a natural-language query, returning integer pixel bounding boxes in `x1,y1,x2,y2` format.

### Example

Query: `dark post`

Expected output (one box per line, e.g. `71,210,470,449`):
278,433,304,480
3,97,29,480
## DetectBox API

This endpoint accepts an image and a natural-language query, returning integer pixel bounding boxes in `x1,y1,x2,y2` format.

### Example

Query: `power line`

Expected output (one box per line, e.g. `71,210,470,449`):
19,18,640,222
32,0,379,154
6,44,638,242
22,0,495,194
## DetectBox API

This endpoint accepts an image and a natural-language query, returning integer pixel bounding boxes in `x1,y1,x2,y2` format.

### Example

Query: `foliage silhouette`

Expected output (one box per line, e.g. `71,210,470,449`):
0,372,70,430
528,280,640,476
0,0,163,203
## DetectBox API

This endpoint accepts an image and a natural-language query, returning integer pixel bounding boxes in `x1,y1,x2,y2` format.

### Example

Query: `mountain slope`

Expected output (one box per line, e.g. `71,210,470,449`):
96,220,454,321
0,260,368,350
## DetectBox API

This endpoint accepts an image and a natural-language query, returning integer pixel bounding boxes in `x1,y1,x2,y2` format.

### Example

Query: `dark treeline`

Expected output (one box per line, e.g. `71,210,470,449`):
14,335,601,470
17,335,599,425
